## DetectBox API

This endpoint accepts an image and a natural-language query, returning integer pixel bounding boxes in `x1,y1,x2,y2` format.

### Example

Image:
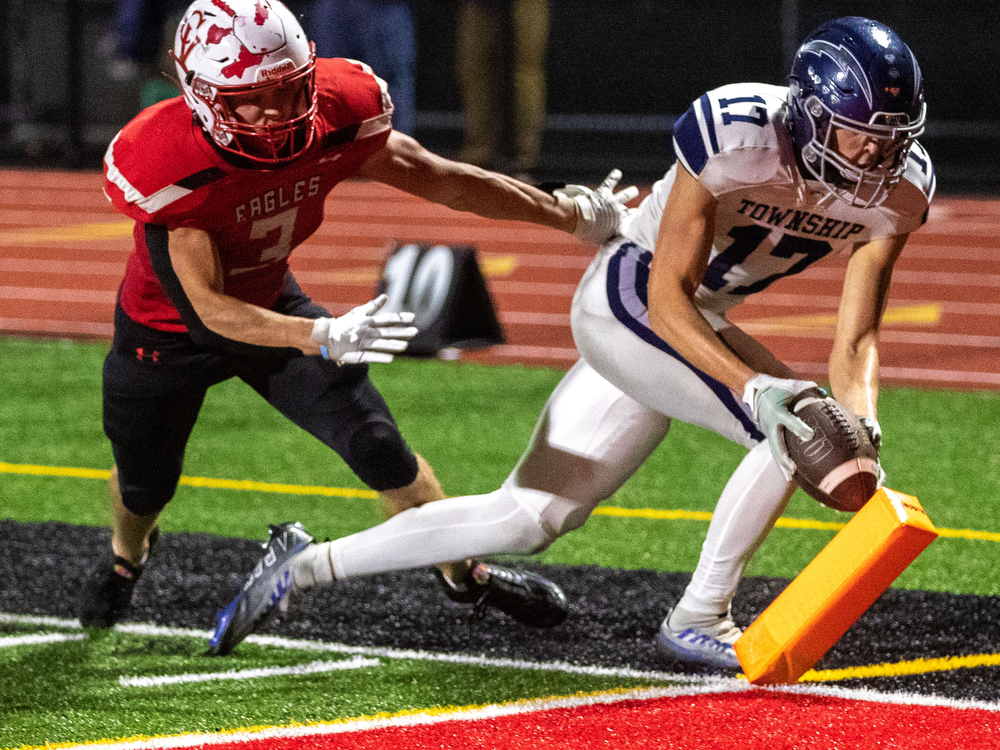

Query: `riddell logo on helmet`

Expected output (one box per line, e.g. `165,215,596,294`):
258,60,294,81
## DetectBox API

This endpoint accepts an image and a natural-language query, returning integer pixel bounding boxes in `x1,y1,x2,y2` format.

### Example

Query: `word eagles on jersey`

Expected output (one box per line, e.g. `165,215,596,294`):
233,177,323,223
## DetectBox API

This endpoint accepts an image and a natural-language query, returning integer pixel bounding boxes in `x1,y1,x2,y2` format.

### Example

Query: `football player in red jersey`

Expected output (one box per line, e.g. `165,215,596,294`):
80,0,636,633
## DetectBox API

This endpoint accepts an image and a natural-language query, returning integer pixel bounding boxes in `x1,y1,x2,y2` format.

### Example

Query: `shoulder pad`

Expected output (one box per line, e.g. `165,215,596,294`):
901,140,935,204
103,99,224,223
673,83,787,175
314,58,394,140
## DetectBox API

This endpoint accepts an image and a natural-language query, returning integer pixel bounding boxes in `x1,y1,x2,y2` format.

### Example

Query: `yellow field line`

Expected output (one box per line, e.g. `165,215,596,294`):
592,506,713,522
0,462,378,500
2,461,997,543
800,652,1000,682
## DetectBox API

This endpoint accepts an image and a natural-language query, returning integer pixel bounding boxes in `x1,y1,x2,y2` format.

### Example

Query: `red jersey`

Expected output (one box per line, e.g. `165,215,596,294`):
103,58,393,332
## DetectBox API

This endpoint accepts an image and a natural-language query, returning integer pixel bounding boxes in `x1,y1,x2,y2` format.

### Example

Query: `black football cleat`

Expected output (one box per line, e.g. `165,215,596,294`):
208,521,314,655
79,526,160,628
434,562,568,628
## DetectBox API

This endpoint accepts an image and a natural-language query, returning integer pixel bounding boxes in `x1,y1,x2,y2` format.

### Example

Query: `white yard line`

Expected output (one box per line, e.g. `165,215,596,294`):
0,612,704,684
0,632,86,648
119,656,380,688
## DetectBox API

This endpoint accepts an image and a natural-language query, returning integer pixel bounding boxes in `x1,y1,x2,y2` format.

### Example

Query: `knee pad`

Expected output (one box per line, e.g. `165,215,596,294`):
117,469,177,516
349,421,419,491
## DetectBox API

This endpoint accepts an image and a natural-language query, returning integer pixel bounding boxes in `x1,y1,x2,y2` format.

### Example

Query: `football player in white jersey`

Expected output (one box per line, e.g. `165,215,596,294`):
220,17,934,667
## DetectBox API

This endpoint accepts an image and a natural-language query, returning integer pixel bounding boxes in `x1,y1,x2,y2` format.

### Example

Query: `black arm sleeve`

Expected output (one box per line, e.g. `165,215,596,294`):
144,223,303,359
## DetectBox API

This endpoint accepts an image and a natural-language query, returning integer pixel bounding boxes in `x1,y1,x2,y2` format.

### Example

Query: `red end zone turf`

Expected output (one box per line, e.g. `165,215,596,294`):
172,691,1000,750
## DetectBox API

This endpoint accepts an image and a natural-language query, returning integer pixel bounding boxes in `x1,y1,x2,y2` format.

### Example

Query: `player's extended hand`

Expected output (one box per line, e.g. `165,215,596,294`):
858,416,887,488
555,168,639,246
310,294,418,365
742,373,818,479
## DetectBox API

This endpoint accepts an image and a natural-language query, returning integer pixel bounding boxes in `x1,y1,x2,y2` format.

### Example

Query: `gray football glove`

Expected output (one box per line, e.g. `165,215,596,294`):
311,294,418,365
858,416,887,488
742,374,818,479
555,168,639,245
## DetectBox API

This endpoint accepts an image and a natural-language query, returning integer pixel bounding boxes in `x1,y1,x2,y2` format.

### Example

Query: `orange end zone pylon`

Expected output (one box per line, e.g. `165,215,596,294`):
734,487,938,685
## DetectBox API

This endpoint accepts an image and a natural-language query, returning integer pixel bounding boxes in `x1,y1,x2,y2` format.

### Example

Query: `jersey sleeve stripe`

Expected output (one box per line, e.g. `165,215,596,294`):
320,124,362,149
672,103,709,175
175,167,227,191
698,93,720,155
104,133,228,215
356,111,393,140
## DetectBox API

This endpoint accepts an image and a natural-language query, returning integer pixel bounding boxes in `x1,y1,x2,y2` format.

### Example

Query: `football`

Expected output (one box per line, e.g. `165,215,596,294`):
783,388,880,512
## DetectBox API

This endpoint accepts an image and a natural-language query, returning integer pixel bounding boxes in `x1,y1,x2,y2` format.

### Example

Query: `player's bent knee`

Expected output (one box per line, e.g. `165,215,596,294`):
349,421,419,491
501,481,594,552
478,485,552,554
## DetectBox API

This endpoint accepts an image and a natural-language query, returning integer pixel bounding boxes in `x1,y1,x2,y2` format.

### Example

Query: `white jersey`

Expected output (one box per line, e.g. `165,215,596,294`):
624,82,935,326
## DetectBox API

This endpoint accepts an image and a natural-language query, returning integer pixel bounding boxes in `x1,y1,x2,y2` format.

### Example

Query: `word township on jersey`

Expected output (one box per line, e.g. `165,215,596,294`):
735,199,865,241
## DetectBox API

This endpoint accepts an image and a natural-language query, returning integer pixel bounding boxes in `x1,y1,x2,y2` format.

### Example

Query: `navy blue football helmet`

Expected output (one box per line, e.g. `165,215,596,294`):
787,17,926,207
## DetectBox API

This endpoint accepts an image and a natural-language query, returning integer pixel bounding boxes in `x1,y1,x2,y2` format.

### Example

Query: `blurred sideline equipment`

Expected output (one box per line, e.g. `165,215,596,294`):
377,242,504,357
734,487,938,684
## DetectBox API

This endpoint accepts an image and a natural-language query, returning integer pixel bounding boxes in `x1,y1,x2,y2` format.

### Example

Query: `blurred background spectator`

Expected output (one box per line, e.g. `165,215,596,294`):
455,0,548,181
105,0,185,108
307,0,418,135
2,0,999,195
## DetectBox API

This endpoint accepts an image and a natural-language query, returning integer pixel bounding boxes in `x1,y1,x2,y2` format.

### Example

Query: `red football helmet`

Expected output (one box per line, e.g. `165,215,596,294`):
172,0,317,164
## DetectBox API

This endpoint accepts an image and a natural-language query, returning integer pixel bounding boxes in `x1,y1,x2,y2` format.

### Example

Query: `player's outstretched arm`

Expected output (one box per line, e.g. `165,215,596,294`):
646,165,755,391
356,131,637,245
828,233,908,486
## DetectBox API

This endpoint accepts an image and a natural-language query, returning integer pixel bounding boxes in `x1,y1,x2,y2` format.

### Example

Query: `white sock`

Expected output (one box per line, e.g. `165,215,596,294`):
678,440,792,615
293,487,549,583
291,544,335,589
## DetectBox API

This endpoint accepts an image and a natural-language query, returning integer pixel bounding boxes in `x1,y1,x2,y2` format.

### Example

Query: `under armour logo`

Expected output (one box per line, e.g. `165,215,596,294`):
136,347,160,363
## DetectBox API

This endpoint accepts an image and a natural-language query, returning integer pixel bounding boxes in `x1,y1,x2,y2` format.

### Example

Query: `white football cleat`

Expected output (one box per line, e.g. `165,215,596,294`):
655,605,742,669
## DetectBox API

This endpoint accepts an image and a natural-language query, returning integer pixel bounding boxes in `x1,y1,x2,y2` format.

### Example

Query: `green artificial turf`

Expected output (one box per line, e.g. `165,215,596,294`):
2,335,999,595
0,623,666,747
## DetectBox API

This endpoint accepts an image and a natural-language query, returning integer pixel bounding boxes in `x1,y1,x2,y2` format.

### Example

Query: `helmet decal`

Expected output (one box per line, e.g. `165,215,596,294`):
173,0,317,164
221,46,266,80
803,40,873,110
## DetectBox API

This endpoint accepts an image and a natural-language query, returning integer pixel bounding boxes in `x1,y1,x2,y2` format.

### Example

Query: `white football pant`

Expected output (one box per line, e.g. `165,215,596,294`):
294,238,792,619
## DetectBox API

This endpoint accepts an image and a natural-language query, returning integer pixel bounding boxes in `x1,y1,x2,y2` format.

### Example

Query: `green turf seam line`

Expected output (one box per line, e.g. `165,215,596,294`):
3,461,998,543
0,613,712,684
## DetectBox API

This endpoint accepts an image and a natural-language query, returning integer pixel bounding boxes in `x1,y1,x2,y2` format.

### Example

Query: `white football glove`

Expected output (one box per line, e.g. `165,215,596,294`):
310,294,418,365
555,168,639,245
742,373,818,479
858,416,887,488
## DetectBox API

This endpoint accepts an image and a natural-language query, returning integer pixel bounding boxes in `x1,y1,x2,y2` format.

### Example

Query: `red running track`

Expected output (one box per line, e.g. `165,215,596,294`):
1,169,998,390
